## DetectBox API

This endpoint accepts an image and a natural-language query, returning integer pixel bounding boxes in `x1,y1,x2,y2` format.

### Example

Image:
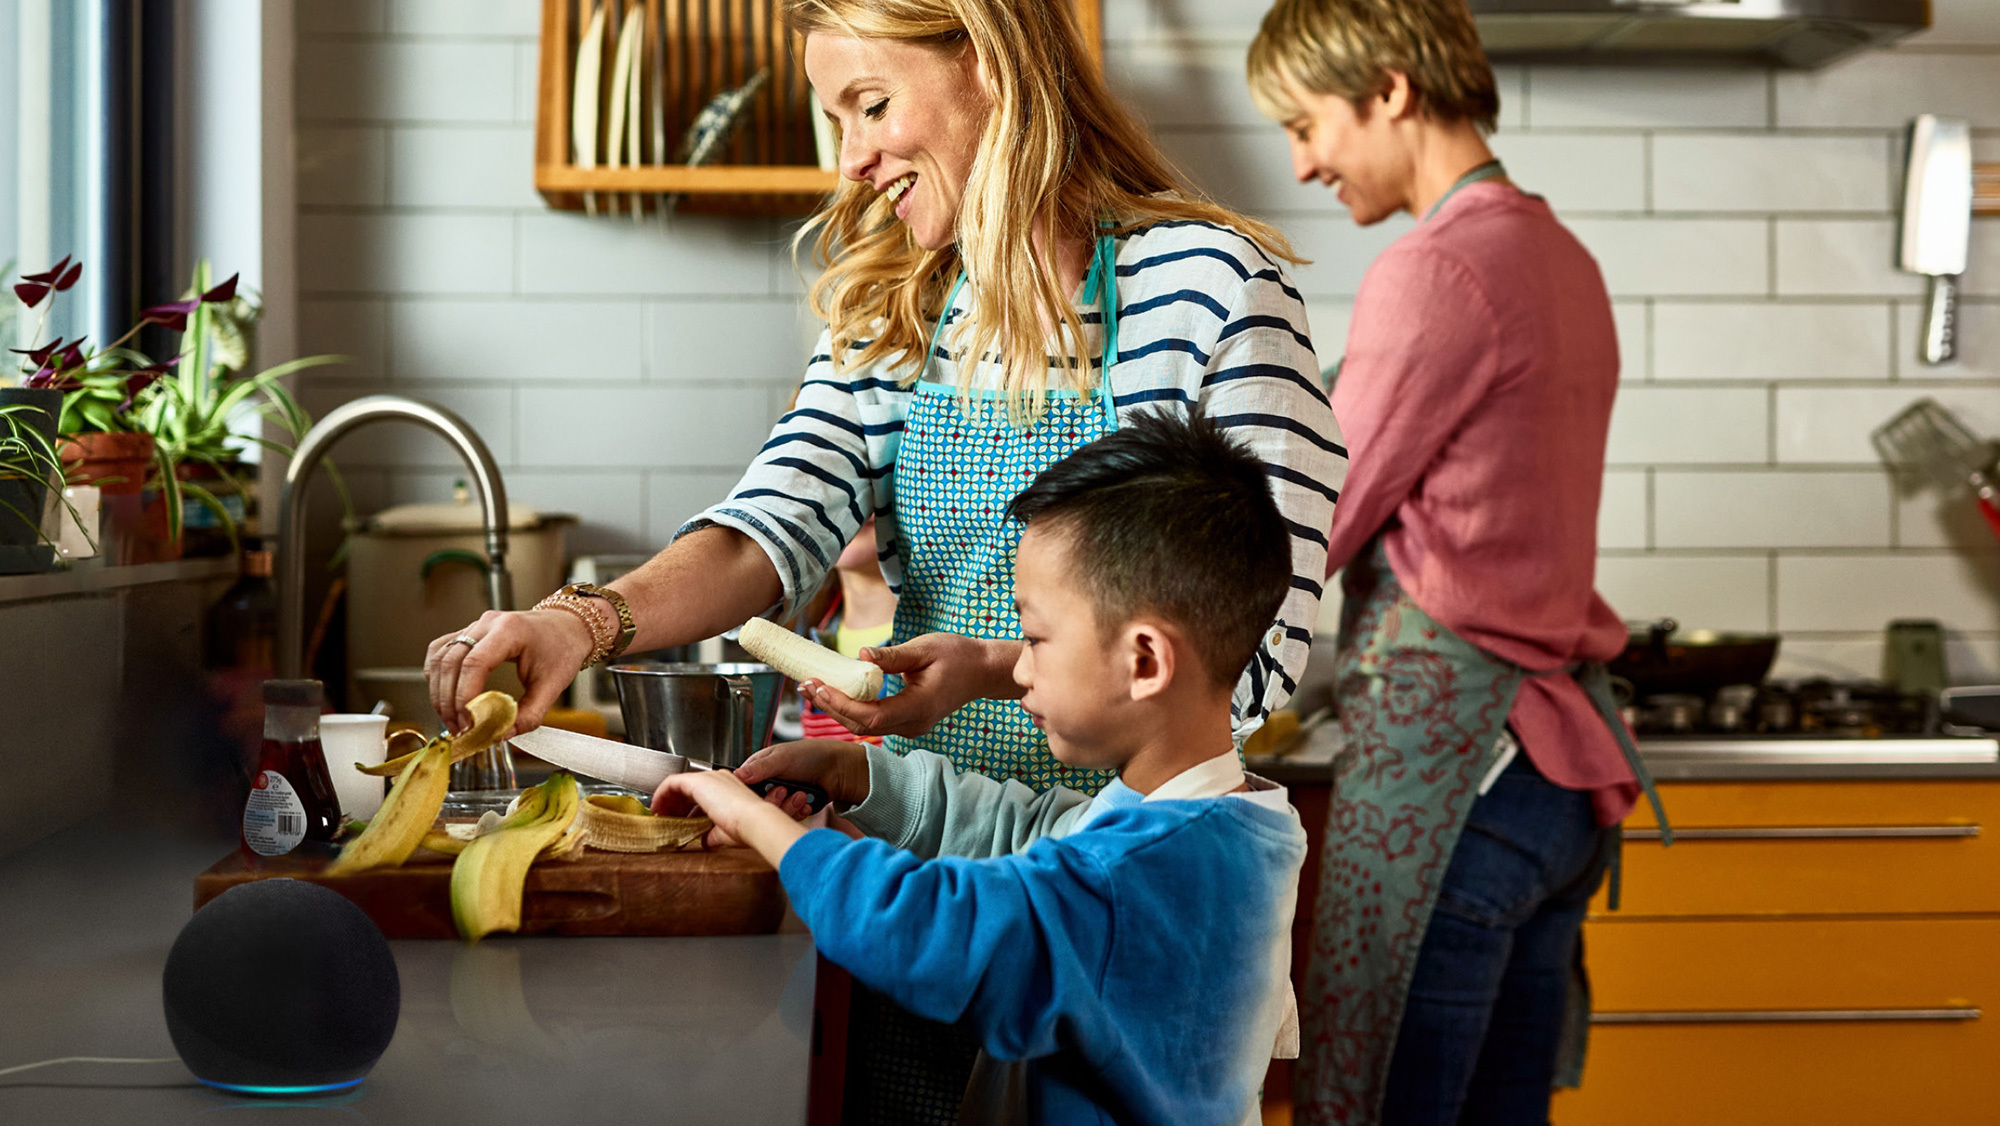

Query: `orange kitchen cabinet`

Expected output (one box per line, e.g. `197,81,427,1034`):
1553,779,2000,1126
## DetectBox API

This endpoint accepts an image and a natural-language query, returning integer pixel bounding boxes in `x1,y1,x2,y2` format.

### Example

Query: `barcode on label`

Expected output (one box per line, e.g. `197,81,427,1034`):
278,814,300,835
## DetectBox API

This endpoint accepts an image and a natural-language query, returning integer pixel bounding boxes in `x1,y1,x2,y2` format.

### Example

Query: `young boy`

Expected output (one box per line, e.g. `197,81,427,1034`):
655,407,1309,1125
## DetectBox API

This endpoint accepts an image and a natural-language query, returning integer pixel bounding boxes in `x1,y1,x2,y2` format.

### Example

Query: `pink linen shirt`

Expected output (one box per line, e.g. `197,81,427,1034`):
1323,180,1639,825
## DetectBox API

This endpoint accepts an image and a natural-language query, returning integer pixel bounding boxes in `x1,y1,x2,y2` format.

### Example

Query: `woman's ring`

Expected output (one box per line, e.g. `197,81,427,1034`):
450,634,479,650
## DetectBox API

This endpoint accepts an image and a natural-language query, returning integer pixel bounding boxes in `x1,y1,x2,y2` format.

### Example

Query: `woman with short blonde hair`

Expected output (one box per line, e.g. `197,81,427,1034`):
1250,1,1660,1123
431,0,1344,1118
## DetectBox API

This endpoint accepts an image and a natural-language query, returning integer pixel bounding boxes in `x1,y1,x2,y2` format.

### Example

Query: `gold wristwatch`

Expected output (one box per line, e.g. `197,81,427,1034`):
558,582,636,663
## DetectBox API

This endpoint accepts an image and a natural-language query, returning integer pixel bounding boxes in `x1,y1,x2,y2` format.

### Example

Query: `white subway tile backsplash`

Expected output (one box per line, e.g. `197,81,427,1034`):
518,213,778,297
1104,38,1270,130
647,469,750,540
1598,471,1648,549
517,387,775,469
1300,302,1353,374
1566,219,1768,297
388,127,540,209
1776,219,1924,297
1156,129,1330,216
1652,135,1893,214
1772,635,1998,684
1488,133,1646,214
515,43,540,127
1653,302,1891,381
1606,386,1767,465
297,41,517,124
1776,553,2000,632
1896,488,2000,550
390,299,642,383
1776,387,2000,464
297,127,387,208
1527,68,1768,130
1654,470,1890,548
1777,52,2000,129
1596,555,1772,631
298,214,516,295
1915,0,2000,46
645,300,817,384
1612,302,1646,378
386,0,541,38
1284,216,1415,298
299,299,389,384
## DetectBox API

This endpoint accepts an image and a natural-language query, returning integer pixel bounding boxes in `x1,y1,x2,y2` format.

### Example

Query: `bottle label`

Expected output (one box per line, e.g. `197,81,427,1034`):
244,770,309,856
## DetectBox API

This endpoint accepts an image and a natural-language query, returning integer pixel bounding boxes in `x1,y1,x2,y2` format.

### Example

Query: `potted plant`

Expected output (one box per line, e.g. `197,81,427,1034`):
134,260,343,555
0,386,70,573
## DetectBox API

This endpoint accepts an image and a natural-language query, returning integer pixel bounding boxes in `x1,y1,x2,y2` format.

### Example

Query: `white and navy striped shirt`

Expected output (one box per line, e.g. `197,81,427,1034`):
684,219,1348,736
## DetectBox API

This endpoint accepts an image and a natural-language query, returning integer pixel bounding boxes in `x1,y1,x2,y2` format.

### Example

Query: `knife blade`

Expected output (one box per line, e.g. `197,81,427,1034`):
1900,114,1974,366
508,726,830,813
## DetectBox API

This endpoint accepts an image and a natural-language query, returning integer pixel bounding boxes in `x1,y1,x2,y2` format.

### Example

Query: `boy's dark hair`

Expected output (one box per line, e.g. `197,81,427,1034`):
1007,405,1292,689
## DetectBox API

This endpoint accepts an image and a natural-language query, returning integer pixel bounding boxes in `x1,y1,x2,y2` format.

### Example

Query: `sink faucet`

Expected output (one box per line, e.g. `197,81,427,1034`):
274,394,513,679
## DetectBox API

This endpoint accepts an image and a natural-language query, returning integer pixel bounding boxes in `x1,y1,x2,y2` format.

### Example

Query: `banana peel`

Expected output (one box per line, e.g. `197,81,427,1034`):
579,793,712,853
450,772,581,943
326,737,453,876
358,691,519,777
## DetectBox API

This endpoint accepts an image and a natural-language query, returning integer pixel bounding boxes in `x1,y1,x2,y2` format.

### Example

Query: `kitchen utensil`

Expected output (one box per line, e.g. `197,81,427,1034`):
1940,685,2000,732
1871,397,2000,540
1900,114,1973,365
1607,619,1780,700
320,714,390,820
509,724,830,812
572,0,608,216
659,68,769,216
611,660,782,768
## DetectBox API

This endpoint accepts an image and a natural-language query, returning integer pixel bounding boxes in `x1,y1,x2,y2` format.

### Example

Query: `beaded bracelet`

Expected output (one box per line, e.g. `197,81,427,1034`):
535,592,615,666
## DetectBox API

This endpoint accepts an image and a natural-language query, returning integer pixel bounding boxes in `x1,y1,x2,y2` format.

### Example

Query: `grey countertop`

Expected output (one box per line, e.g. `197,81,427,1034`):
0,819,815,1125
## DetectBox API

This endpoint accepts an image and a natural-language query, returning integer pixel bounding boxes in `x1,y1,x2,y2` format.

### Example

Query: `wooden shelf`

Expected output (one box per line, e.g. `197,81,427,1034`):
534,0,1102,215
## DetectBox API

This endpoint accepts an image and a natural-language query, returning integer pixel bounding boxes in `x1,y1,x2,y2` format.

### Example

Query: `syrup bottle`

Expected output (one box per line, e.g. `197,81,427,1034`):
243,679,340,857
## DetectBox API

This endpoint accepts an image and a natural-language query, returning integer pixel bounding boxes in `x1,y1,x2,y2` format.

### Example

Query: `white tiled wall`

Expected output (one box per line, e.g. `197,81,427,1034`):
291,0,2000,682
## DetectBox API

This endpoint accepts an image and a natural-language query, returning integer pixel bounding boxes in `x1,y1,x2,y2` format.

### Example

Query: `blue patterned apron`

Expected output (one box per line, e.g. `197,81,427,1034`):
883,232,1123,794
1295,163,1668,1126
847,235,1124,1125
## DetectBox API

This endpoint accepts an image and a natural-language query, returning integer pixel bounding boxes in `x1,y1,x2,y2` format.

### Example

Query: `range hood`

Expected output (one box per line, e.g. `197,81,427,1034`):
1470,0,1931,69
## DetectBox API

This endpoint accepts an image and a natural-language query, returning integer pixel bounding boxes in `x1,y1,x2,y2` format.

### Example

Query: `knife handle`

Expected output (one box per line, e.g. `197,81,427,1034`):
750,777,832,815
1922,274,1959,366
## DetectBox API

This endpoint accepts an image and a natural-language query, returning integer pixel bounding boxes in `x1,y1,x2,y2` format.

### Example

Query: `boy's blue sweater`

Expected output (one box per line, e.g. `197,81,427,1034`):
778,748,1307,1125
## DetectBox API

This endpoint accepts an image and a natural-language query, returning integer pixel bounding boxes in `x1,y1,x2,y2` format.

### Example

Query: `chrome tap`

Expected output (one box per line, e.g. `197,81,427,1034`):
274,394,514,679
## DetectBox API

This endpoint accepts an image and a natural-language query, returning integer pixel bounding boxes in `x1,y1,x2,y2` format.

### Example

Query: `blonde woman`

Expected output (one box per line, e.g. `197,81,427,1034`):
429,0,1341,1117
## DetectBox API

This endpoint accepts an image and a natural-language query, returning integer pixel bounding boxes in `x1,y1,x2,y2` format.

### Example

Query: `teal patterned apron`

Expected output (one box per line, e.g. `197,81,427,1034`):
848,235,1124,1125
883,232,1123,794
1296,164,1667,1125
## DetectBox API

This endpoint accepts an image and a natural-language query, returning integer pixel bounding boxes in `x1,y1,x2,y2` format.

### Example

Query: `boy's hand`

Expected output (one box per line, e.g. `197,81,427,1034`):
803,633,1024,738
735,739,872,815
652,770,810,862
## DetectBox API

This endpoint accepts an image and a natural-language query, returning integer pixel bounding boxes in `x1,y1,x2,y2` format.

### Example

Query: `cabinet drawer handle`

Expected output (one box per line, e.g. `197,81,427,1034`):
1623,825,1980,841
1594,1007,1981,1025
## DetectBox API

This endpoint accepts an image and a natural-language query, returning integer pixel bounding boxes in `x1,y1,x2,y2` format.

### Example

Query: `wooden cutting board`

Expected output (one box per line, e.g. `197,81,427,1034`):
195,845,787,939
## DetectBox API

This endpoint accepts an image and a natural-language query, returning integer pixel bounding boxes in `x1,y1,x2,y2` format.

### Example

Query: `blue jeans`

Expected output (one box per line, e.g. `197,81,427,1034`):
1379,748,1613,1126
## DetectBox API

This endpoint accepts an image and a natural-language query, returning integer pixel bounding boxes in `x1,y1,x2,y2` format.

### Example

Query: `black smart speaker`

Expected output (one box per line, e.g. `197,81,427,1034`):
162,878,400,1097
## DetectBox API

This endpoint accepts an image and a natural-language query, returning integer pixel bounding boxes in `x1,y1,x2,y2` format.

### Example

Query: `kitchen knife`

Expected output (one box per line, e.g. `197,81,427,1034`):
1900,114,1974,366
509,726,831,813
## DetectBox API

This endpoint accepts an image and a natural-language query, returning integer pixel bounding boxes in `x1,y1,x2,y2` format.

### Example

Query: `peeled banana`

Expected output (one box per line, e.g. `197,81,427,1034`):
450,772,582,943
326,737,453,876
579,793,712,853
738,616,884,700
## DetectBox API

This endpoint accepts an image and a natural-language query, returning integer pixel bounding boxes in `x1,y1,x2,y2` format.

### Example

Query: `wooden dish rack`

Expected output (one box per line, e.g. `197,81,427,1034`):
534,0,1103,216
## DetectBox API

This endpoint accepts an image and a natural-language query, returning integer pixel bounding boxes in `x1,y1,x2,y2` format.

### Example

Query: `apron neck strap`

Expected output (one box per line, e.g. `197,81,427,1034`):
927,230,1122,429
1423,159,1508,222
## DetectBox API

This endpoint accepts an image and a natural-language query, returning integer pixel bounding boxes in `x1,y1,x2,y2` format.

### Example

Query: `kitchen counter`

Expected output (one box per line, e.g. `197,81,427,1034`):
1248,726,2000,785
0,819,815,1125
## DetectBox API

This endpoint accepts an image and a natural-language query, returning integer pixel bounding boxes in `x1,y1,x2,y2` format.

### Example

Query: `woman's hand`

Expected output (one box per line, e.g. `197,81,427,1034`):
653,769,811,862
802,633,1025,739
734,739,873,817
424,608,594,736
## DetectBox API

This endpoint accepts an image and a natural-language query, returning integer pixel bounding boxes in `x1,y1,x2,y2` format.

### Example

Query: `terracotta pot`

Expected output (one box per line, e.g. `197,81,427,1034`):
60,431,155,495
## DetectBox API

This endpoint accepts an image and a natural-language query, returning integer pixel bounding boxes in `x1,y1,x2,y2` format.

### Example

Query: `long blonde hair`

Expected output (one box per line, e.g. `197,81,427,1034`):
785,0,1302,416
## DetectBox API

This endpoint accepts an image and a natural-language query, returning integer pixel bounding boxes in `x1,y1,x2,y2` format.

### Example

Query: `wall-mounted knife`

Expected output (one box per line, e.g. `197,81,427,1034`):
1900,115,1974,366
